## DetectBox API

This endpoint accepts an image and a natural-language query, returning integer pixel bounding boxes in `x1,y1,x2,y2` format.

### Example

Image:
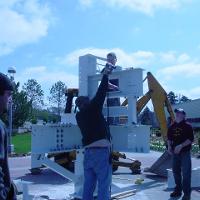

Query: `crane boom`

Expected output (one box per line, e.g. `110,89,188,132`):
63,72,175,177
122,72,175,142
145,72,175,142
122,72,175,176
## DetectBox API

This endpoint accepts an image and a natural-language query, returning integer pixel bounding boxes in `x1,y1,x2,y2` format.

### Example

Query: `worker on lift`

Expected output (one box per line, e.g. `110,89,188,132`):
167,108,194,200
75,53,117,200
0,73,16,200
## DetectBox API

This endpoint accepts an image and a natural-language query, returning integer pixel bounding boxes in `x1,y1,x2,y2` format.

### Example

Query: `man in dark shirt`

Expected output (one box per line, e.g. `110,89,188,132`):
0,73,16,200
75,53,117,200
167,108,194,200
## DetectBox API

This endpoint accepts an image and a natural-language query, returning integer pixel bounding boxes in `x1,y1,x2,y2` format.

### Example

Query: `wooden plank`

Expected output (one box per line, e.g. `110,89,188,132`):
111,189,137,199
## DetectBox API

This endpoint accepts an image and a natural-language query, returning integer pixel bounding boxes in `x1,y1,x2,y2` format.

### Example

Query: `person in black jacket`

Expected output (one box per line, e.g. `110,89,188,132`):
167,108,194,200
0,73,16,200
75,53,117,200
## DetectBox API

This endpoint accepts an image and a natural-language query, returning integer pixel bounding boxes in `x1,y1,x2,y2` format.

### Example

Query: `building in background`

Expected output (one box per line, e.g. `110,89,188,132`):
172,98,200,128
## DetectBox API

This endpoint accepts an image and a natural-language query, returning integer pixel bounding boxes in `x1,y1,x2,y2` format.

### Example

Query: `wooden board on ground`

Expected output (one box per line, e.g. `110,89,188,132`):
111,189,137,199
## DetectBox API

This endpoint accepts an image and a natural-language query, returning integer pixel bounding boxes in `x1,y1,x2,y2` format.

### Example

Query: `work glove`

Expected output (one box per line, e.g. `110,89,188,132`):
102,62,116,75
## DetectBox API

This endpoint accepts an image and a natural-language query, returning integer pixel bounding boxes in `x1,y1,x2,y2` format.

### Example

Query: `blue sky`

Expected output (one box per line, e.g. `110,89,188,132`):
0,0,200,100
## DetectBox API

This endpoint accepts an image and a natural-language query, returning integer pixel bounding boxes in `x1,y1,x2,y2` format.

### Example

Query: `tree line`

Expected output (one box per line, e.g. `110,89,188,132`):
140,91,191,125
4,77,192,129
167,91,191,105
6,79,67,129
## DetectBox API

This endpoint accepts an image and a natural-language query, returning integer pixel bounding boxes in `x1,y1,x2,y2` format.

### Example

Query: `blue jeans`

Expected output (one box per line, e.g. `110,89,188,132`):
82,147,112,200
172,151,192,196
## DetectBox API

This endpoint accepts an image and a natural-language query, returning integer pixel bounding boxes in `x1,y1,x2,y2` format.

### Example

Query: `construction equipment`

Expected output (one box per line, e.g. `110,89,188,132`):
40,65,174,179
122,72,175,177
59,72,175,177
31,54,150,198
52,88,142,174
112,152,141,174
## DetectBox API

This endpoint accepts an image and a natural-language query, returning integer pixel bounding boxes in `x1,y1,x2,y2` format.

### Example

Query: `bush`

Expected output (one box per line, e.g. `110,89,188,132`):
31,118,37,124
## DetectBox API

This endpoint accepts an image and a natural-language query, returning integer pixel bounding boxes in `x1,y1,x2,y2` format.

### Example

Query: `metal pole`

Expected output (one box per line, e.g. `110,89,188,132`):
7,67,16,153
8,96,13,153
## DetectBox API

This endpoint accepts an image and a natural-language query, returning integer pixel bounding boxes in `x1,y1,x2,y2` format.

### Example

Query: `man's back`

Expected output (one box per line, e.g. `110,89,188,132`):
76,74,111,147
76,97,110,147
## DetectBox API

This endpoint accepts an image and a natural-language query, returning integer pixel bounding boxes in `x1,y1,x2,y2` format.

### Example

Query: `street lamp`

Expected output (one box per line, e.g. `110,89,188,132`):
7,66,16,153
8,66,16,81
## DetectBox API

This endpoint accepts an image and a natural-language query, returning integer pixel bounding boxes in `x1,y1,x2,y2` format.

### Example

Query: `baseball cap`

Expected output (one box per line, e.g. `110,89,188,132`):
174,108,186,115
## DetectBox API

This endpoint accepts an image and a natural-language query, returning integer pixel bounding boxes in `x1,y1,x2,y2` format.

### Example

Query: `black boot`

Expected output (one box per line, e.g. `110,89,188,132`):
170,190,182,198
182,195,190,200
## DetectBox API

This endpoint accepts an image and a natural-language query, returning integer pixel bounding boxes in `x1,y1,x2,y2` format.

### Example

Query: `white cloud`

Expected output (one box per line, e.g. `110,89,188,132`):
156,59,200,99
37,72,78,88
61,47,199,99
79,0,191,15
177,87,200,99
159,51,177,64
13,48,199,100
158,52,191,65
15,65,78,106
24,66,47,74
0,0,52,56
159,62,200,80
58,47,155,68
79,0,93,8
177,53,190,63
17,66,78,89
58,48,195,74
58,48,193,72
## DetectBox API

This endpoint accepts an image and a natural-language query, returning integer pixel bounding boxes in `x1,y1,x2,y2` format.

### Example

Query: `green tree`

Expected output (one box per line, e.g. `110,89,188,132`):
33,108,60,123
49,81,66,116
167,91,178,105
179,95,191,103
140,107,152,125
22,79,44,108
12,82,32,128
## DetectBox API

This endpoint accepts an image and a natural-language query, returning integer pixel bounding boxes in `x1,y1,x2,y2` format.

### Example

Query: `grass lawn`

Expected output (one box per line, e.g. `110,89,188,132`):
12,133,31,154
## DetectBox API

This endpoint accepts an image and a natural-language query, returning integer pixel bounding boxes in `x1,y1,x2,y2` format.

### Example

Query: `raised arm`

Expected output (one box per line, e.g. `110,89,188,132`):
90,74,109,110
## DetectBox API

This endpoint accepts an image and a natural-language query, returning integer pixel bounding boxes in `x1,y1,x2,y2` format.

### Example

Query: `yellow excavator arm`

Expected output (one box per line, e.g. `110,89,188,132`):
144,72,175,142
122,72,176,177
55,72,174,177
122,72,175,143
